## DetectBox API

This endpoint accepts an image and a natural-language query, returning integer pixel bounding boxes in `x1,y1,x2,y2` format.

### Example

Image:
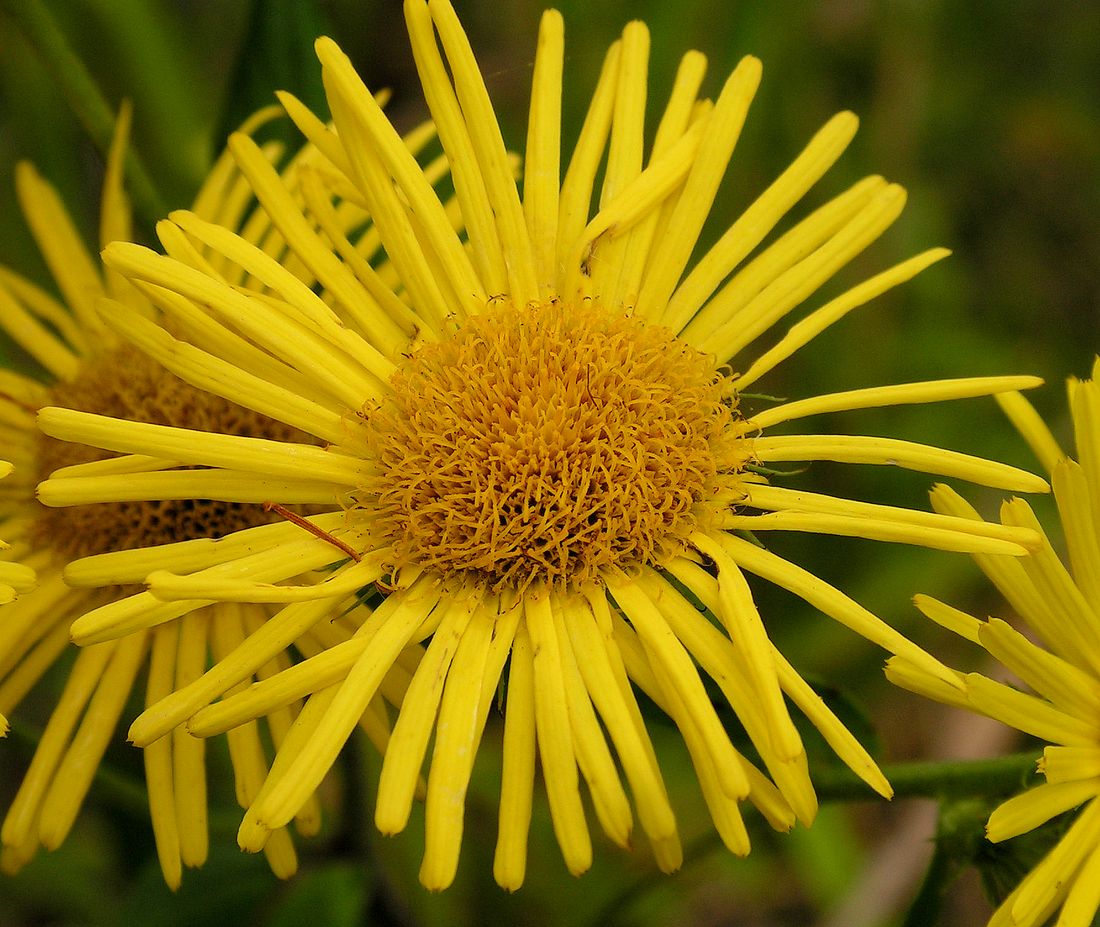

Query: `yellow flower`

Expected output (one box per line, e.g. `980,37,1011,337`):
0,104,419,886
1,458,36,738
0,460,35,610
38,1,1046,891
888,363,1100,927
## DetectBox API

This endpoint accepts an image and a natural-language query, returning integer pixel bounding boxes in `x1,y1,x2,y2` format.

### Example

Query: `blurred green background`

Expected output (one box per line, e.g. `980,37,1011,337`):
1,1,1098,925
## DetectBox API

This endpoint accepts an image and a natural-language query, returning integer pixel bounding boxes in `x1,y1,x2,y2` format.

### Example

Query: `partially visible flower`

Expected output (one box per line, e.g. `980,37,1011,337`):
888,361,1100,927
0,105,418,886
38,1,1046,890
0,460,35,609
0,458,36,737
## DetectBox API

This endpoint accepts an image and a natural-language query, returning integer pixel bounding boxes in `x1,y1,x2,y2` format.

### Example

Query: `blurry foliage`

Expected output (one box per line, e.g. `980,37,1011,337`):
1,0,1098,924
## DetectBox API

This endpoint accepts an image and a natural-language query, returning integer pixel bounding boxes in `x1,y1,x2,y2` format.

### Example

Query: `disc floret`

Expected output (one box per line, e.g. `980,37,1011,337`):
360,299,748,590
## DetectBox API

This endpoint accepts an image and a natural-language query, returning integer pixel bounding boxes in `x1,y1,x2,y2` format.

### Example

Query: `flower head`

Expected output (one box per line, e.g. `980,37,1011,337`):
888,362,1100,927
0,459,36,738
39,0,1047,890
0,460,35,610
0,105,399,886
361,296,746,591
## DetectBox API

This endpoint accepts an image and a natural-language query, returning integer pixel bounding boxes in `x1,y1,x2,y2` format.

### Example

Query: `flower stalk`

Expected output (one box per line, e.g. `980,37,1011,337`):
815,751,1040,803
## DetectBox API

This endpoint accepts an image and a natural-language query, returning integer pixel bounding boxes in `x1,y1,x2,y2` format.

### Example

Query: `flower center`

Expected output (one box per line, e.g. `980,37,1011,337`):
34,345,307,562
359,298,747,590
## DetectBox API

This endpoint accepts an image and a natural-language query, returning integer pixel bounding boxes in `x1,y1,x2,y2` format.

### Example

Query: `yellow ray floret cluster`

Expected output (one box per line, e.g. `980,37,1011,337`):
0,105,429,887
888,362,1100,927
0,461,35,610
1,459,35,738
30,0,1050,891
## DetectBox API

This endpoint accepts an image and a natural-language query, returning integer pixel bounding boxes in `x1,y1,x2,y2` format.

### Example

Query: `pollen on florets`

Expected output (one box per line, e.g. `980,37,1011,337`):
34,344,310,562
357,298,750,591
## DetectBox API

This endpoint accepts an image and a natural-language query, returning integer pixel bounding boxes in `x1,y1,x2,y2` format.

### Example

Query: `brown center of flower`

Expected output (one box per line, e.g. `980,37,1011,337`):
358,298,747,591
34,344,307,562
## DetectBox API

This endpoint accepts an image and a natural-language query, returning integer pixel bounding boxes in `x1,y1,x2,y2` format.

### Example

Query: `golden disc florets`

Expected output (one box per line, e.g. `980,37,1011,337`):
35,345,308,561
360,299,749,590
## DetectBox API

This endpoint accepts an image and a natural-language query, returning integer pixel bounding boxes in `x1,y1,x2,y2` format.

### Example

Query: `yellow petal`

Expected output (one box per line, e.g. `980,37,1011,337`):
749,376,1043,431
662,112,861,334
523,589,592,875
754,434,1049,493
493,621,536,891
987,779,1100,842
376,588,480,837
420,601,495,891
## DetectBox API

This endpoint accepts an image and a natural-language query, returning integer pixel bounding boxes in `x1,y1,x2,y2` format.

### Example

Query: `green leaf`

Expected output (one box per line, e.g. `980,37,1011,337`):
799,672,884,763
113,843,285,927
787,805,862,907
0,0,170,222
217,0,333,148
266,862,372,927
973,807,1071,909
901,799,990,927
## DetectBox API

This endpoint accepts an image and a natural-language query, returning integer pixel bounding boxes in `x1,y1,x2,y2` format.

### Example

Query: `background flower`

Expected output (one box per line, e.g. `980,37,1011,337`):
0,106,425,890
0,458,35,740
888,367,1100,927
0,460,35,609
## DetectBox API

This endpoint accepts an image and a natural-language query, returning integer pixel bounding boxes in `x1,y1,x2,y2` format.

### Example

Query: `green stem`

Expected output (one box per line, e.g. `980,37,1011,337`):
899,831,955,927
1,0,168,222
899,798,992,927
590,752,1040,927
815,751,1040,802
